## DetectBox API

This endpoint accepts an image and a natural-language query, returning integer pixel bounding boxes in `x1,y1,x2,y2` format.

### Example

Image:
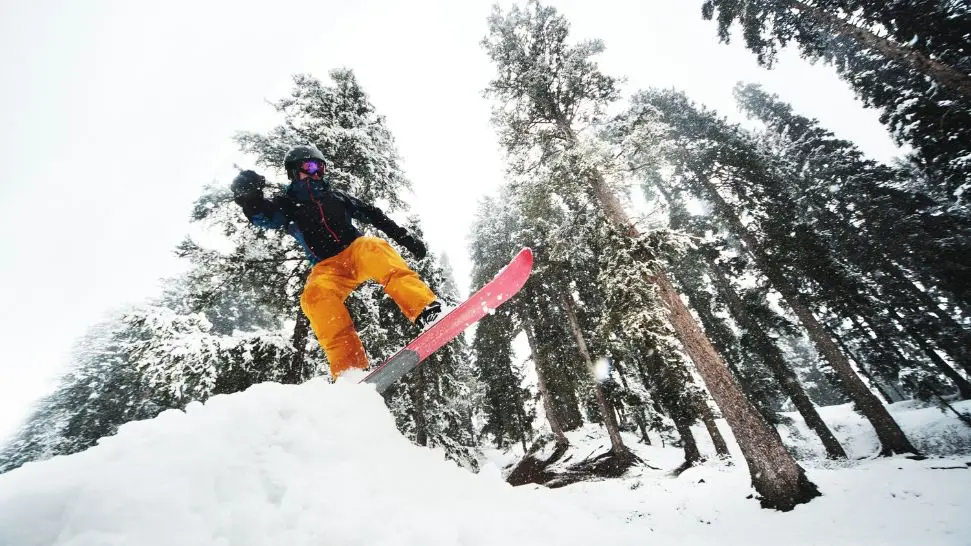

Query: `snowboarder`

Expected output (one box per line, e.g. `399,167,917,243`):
230,144,442,379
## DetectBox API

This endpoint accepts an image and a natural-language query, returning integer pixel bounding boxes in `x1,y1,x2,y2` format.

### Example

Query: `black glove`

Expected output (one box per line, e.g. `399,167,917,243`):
230,170,266,204
396,233,427,260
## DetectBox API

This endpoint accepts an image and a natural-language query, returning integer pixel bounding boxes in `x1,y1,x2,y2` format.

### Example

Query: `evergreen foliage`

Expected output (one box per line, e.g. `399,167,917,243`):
700,0,971,202
0,317,173,473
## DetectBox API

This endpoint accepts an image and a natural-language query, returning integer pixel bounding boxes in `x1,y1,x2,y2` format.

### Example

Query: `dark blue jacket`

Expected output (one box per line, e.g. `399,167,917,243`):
239,177,407,264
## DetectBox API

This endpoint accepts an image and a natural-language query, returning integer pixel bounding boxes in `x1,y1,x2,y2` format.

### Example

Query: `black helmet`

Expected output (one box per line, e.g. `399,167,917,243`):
284,144,327,179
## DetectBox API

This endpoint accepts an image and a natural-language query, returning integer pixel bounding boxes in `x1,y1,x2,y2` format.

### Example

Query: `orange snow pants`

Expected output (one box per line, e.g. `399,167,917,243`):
300,236,437,379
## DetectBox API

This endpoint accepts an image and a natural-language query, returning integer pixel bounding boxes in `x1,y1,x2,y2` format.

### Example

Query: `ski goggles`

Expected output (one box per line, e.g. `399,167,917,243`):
300,159,326,175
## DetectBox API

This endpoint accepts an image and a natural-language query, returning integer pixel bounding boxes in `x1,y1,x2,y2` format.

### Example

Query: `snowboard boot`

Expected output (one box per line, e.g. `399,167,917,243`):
414,300,443,330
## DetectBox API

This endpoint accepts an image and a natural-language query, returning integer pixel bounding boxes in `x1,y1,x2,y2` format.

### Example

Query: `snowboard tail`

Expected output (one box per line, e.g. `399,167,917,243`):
362,248,533,393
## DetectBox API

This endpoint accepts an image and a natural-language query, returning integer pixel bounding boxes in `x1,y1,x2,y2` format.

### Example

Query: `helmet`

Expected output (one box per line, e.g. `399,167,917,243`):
284,144,327,179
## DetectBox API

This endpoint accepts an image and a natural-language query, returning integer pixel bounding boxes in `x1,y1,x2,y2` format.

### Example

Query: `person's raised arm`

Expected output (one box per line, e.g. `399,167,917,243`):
230,170,288,229
342,193,427,259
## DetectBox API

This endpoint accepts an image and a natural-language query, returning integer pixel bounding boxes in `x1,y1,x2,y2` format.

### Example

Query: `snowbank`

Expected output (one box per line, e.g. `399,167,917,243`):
1,380,969,545
774,400,971,460
0,380,624,546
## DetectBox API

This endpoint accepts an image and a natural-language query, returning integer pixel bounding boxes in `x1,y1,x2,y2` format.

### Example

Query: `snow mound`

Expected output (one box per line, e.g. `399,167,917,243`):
776,400,971,459
0,380,624,546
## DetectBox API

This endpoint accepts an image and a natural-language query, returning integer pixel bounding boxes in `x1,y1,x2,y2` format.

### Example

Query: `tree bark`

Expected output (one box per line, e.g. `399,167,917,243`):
787,0,971,100
615,359,653,444
284,310,311,384
515,400,531,453
586,170,818,509
560,293,630,456
696,401,732,458
413,364,428,447
524,320,569,447
823,321,899,404
693,175,918,456
673,411,703,470
707,258,848,459
901,321,971,400
885,266,971,376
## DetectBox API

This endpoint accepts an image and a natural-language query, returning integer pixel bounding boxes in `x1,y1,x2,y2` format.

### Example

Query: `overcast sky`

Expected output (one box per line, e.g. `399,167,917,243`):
0,0,900,441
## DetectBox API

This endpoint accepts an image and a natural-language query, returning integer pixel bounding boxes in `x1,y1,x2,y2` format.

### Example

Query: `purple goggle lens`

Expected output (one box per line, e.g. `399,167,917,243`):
301,160,324,174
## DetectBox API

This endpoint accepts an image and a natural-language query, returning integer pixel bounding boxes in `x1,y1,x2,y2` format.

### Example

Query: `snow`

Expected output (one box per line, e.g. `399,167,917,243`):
1,380,970,545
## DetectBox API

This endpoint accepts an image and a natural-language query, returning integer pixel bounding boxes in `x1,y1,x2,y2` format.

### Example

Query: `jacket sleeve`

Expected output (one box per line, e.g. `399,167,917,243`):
341,193,408,240
237,194,289,230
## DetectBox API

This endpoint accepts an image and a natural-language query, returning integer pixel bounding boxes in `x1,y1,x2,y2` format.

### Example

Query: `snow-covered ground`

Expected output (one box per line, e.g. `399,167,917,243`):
0,379,968,545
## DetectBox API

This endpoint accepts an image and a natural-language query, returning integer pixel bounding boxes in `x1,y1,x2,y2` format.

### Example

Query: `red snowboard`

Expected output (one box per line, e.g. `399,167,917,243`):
362,248,534,393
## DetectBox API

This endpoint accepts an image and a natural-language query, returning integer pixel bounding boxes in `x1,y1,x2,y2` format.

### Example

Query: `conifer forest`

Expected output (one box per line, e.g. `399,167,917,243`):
2,0,969,521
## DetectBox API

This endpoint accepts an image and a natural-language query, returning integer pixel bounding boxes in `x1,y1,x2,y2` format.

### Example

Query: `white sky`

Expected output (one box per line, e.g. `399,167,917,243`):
0,0,900,442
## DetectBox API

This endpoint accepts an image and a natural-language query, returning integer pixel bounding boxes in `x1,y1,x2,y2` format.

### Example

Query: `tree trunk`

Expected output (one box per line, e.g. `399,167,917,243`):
560,293,630,456
823,321,899,404
515,401,531,453
524,320,569,447
673,411,703,471
787,0,971,100
886,267,971,376
284,310,311,384
903,323,971,400
615,359,653,444
853,310,971,401
634,408,652,445
555,381,586,431
696,401,732,458
413,364,428,446
856,303,971,401
692,175,918,456
707,258,848,459
586,170,818,509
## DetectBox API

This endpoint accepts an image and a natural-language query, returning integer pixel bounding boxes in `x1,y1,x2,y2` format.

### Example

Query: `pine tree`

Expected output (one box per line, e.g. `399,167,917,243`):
729,84,971,405
649,170,848,458
700,0,971,201
0,316,173,473
469,196,551,449
383,221,480,468
733,83,971,368
613,88,920,456
700,0,971,97
472,310,532,451
594,225,719,469
483,1,819,509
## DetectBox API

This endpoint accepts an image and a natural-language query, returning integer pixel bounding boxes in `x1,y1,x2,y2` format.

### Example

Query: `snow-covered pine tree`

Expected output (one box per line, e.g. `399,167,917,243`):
470,193,586,442
477,172,719,471
593,224,718,470
614,87,920,455
700,0,971,202
468,200,534,451
653,186,786,422
382,221,479,469
483,0,819,510
471,309,533,452
733,83,971,381
513,171,639,461
646,171,849,459
0,316,174,473
730,85,971,413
